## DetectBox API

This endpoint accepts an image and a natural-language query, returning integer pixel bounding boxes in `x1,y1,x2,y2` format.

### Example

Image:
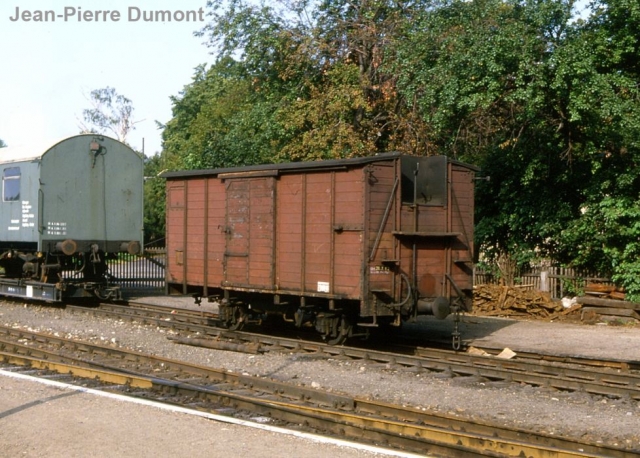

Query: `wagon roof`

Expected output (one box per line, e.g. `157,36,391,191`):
162,152,478,179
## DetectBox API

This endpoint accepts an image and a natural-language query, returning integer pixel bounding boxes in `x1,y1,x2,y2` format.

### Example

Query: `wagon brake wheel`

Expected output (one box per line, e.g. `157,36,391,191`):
227,305,247,331
327,315,351,346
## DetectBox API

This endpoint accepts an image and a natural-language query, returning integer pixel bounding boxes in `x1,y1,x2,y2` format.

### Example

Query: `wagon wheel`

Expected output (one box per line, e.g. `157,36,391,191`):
227,305,247,331
327,315,351,346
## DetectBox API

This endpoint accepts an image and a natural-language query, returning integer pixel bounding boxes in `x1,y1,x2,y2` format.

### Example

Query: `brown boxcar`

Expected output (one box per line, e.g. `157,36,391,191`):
164,153,476,344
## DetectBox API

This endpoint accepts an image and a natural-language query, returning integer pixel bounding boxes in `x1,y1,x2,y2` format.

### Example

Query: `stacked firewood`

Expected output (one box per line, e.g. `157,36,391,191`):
473,284,576,318
473,283,639,323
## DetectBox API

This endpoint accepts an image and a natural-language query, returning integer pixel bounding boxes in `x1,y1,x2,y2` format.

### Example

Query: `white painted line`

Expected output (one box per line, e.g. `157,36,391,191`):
0,369,429,458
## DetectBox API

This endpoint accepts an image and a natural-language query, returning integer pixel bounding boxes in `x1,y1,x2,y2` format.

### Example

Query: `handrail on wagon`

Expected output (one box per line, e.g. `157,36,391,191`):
369,177,399,262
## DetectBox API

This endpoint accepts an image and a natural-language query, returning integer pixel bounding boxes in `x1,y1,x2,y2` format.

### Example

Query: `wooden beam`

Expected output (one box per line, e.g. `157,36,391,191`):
577,296,640,310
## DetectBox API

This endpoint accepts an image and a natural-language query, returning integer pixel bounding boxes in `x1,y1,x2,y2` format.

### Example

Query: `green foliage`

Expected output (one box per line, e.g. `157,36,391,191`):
185,0,434,162
554,0,640,298
560,275,585,297
391,0,566,160
161,60,281,169
560,193,640,300
142,153,173,246
275,63,379,160
0,138,6,148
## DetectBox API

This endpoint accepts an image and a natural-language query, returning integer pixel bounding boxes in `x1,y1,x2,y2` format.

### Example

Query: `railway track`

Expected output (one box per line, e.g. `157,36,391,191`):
69,301,640,403
0,323,635,458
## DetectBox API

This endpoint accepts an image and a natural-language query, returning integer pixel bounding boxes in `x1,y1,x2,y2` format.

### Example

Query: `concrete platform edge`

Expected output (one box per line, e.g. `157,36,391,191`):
0,369,425,458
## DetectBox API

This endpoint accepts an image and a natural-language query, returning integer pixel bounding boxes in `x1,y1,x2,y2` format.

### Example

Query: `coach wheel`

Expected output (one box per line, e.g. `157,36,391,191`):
327,315,351,346
227,305,247,331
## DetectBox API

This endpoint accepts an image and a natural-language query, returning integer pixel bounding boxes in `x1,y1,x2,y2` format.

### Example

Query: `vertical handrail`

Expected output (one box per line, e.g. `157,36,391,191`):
368,176,399,262
38,188,45,234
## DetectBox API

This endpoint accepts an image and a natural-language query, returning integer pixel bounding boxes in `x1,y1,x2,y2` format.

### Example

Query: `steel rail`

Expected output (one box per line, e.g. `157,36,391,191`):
0,340,633,458
71,302,640,401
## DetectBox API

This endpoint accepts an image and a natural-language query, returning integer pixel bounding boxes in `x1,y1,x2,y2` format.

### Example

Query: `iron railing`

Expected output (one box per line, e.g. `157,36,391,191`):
107,247,166,295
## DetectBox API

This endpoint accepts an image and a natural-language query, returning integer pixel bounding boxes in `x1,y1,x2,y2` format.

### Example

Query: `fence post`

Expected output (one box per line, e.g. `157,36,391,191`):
540,270,549,292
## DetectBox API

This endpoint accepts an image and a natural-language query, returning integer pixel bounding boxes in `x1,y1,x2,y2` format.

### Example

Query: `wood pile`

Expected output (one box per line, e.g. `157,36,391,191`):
473,284,579,319
577,283,640,323
473,283,640,323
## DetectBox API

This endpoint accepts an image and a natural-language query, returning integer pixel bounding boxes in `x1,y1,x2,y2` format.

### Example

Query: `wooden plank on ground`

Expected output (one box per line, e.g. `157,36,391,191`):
577,296,640,310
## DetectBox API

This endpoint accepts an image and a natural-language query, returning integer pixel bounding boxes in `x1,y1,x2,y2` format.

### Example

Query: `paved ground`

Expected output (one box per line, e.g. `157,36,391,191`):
404,314,640,362
0,371,422,458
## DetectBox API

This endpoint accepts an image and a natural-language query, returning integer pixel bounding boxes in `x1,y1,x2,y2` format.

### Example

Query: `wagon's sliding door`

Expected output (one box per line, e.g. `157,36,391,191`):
223,177,275,288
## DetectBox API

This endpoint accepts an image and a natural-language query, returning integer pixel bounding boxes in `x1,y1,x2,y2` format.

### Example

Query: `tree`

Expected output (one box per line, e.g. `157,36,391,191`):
0,138,6,148
142,153,171,245
79,87,140,144
161,60,280,170
556,0,640,298
189,0,433,162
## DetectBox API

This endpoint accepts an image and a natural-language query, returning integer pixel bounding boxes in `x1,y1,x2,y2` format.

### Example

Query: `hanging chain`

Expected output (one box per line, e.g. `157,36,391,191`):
451,305,461,350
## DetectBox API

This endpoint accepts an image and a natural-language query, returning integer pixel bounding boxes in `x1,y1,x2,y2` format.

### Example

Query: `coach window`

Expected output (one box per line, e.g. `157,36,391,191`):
3,167,20,202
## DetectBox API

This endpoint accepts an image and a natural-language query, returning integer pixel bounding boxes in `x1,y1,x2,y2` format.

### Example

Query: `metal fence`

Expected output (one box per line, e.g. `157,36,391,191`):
107,247,166,295
474,266,613,299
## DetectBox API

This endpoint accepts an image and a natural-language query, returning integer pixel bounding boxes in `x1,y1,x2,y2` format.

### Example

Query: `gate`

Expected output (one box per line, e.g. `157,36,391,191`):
108,247,166,295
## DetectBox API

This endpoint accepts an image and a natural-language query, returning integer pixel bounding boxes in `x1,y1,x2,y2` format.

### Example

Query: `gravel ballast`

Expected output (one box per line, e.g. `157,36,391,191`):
1,298,639,451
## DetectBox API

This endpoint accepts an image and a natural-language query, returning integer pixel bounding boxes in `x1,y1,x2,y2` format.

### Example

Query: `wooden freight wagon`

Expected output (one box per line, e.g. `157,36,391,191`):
164,153,476,344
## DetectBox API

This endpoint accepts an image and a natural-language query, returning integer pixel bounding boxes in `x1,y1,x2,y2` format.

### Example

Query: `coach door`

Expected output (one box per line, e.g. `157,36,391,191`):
223,176,275,288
